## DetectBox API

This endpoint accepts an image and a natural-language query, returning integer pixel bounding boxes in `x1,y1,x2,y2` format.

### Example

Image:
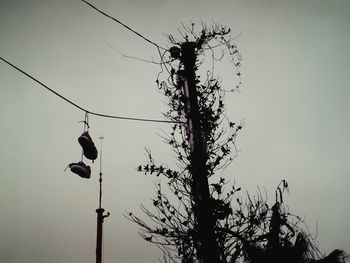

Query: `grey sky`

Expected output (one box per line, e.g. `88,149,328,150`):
0,1,349,263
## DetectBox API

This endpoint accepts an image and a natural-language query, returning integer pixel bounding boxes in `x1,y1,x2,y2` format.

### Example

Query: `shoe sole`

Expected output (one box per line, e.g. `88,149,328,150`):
70,165,91,179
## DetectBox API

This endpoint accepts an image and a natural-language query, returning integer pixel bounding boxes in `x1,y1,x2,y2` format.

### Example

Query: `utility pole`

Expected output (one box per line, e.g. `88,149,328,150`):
96,136,110,263
180,42,221,263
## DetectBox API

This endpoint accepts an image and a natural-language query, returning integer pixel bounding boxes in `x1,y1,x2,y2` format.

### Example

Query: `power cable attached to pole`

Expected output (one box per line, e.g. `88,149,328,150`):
80,0,167,51
0,56,182,124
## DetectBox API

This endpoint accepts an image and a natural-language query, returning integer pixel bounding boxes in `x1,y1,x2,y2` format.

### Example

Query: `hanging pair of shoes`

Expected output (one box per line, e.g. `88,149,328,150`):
68,131,98,179
68,162,91,179
78,131,98,161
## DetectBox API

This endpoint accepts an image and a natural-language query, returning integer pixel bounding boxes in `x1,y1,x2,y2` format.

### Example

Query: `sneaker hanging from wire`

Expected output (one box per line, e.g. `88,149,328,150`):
66,161,91,179
78,131,98,161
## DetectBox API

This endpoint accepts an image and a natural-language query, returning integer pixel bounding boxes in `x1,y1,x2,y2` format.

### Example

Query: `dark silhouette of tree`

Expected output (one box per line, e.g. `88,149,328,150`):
127,23,347,263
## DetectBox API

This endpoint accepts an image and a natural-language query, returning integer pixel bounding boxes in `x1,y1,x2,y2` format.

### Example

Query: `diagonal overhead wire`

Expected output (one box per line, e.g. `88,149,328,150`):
0,56,182,124
81,0,167,51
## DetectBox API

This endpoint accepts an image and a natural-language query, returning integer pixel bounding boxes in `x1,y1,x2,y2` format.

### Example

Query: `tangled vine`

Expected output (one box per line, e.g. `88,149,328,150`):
127,23,346,263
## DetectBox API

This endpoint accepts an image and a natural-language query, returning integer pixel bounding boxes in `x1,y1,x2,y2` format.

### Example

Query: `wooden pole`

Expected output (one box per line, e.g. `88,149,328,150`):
181,42,220,263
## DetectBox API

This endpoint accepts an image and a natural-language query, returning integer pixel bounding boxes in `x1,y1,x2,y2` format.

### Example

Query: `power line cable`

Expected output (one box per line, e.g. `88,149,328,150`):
0,56,181,124
81,0,167,51
107,42,163,65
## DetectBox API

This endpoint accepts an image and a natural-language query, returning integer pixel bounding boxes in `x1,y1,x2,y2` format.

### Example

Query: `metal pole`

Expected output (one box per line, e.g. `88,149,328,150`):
96,136,110,263
96,207,105,263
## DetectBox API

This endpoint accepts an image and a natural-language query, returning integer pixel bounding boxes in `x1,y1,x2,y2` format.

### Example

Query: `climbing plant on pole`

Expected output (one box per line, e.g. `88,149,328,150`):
128,23,346,263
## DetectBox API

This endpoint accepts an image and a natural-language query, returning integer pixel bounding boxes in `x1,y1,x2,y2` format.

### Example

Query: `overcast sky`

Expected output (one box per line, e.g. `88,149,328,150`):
0,1,349,263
